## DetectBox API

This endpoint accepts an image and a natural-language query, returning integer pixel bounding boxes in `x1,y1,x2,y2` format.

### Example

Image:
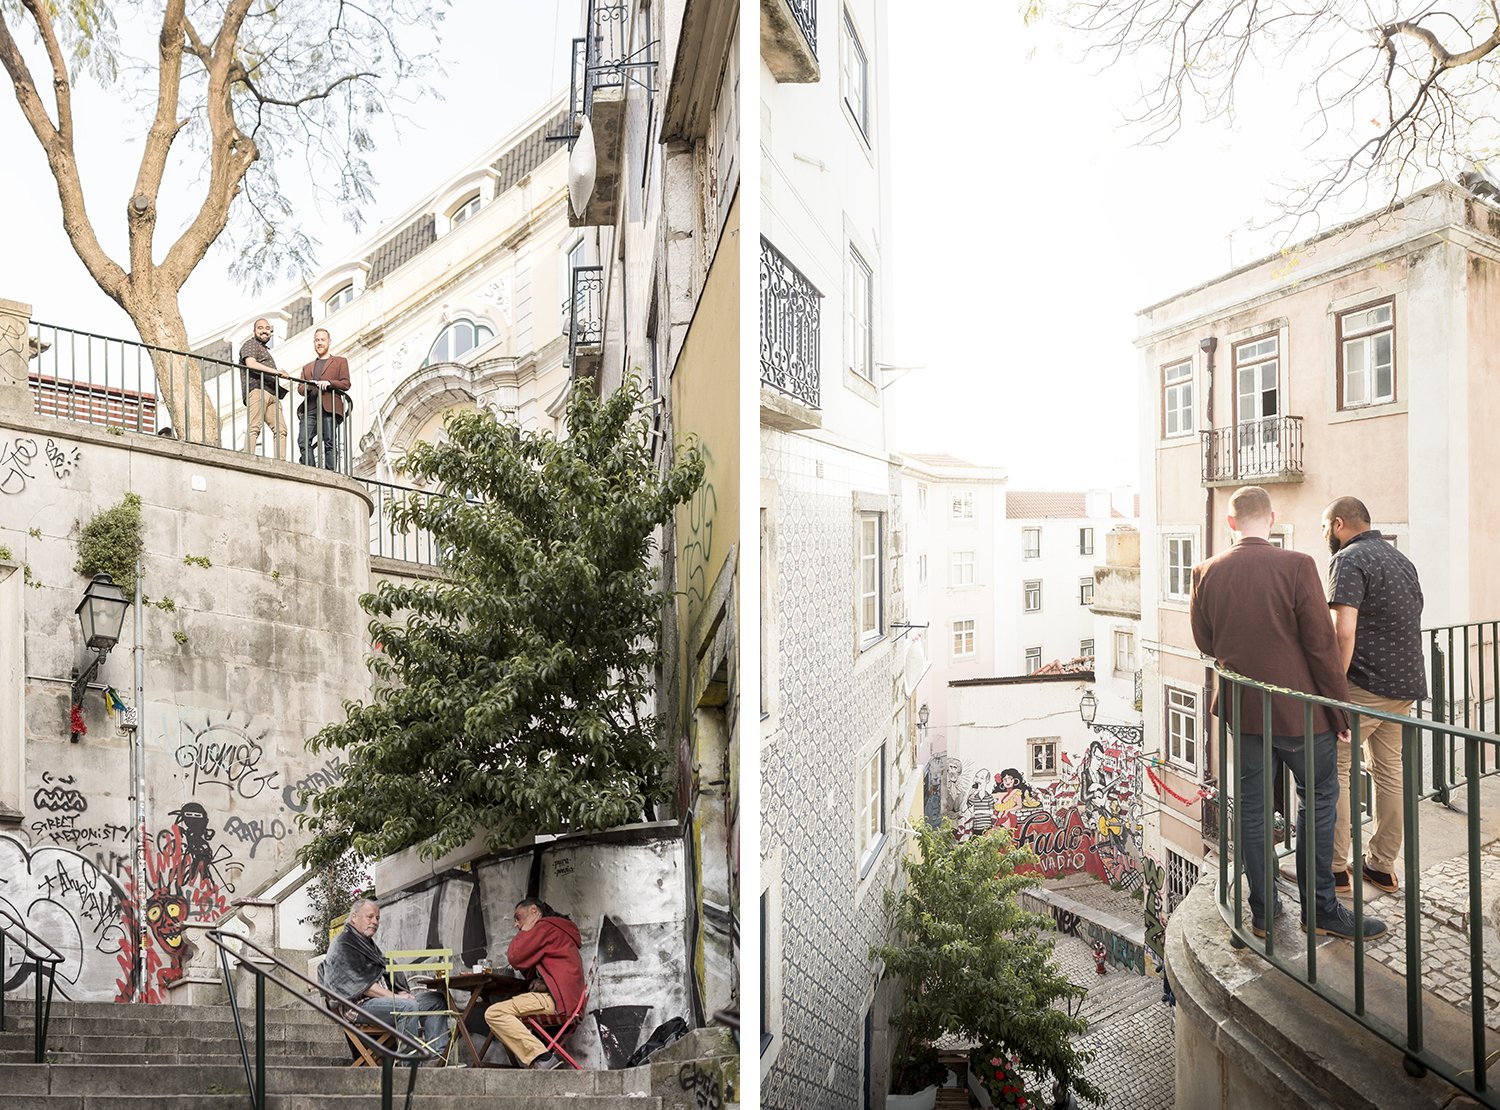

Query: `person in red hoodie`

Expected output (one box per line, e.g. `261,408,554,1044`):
484,899,585,1069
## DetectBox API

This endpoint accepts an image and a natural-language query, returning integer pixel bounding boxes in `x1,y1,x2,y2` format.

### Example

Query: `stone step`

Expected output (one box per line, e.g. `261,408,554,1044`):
1,1032,348,1055
0,1099,662,1110
2,1001,349,1029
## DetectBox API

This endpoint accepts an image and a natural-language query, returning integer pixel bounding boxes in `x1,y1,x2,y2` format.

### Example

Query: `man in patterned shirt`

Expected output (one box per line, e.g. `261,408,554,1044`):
1322,496,1427,896
239,318,288,460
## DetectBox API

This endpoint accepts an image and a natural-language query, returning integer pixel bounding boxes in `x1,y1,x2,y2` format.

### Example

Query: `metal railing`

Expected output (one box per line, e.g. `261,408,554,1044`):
27,322,352,473
1201,415,1303,484
760,237,821,409
785,0,818,55
360,478,444,567
1213,665,1497,1106
569,265,604,370
0,906,62,1063
206,928,434,1110
1422,621,1500,803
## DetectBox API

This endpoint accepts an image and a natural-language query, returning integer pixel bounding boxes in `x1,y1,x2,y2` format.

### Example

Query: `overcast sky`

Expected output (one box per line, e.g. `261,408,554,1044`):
0,4,572,341
883,5,1380,489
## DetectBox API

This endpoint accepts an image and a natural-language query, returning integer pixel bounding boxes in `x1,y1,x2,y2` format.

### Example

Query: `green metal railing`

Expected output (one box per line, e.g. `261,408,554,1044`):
1422,621,1500,803
0,907,61,1063
1214,665,1497,1106
206,928,434,1110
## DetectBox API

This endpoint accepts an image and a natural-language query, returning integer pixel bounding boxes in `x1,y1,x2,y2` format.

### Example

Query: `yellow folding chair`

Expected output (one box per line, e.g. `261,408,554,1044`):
382,948,461,1066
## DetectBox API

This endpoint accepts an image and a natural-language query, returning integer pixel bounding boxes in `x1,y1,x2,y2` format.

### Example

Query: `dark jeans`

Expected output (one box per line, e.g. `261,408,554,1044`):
1237,729,1340,927
298,407,340,470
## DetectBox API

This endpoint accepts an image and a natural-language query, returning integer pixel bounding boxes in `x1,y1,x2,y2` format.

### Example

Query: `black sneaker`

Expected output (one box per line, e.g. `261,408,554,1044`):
1304,902,1388,940
1362,861,1399,894
530,1052,562,1070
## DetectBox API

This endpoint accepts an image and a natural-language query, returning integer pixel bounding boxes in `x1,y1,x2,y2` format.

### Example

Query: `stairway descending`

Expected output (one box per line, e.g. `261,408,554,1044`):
0,997,720,1108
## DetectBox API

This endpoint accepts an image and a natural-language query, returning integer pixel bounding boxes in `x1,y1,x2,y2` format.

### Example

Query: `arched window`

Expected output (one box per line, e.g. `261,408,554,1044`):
325,283,355,314
423,318,494,366
450,194,481,225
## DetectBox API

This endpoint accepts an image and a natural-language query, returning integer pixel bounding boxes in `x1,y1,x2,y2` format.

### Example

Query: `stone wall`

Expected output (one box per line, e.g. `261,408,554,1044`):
0,411,372,1002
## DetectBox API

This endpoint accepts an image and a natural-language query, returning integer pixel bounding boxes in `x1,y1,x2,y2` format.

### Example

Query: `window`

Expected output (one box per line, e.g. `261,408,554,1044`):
858,513,883,643
951,550,975,586
857,743,885,874
1030,738,1058,778
760,890,773,1055
841,9,870,138
324,283,355,314
1023,580,1042,612
1166,848,1200,913
1268,533,1286,549
1114,629,1137,674
423,318,494,366
1080,638,1095,659
449,193,481,225
952,619,976,659
1166,686,1198,772
1080,526,1095,555
951,491,973,520
1338,300,1395,409
917,553,927,585
1079,577,1095,605
1165,535,1195,601
917,485,928,511
1163,360,1194,437
846,247,873,380
1024,647,1042,674
1022,527,1041,559
1232,335,1280,462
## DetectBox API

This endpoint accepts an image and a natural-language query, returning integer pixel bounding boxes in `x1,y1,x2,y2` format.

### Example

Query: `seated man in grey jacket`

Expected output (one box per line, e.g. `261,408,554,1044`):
319,899,449,1060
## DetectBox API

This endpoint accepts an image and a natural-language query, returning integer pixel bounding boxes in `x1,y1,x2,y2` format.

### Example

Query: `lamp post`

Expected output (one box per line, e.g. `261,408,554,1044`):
69,574,130,741
1079,690,1145,746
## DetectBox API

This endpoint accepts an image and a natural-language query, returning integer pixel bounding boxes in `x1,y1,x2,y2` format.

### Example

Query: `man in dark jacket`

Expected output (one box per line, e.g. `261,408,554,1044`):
1190,485,1386,942
484,899,585,1069
296,327,352,470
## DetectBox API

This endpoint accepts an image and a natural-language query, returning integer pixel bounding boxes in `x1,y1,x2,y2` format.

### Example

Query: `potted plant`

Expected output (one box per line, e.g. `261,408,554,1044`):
970,1048,1040,1109
886,1040,948,1109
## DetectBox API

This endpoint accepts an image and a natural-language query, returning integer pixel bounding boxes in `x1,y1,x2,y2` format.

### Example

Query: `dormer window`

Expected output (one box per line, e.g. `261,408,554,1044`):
325,283,355,314
450,194,481,226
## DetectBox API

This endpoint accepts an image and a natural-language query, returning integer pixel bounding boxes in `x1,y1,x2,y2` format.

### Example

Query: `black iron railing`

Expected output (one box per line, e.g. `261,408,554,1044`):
785,0,817,55
206,929,434,1110
1201,415,1303,484
569,265,604,370
1421,621,1500,804
360,478,444,567
760,237,821,409
1213,666,1497,1106
0,906,61,1062
27,322,352,473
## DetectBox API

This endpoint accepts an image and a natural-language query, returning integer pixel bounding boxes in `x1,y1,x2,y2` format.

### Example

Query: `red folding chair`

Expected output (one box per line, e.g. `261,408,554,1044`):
525,984,590,1069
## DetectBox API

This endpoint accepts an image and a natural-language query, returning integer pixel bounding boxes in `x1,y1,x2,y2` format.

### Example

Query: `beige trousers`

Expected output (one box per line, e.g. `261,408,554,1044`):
243,388,286,459
484,990,557,1066
1333,683,1413,875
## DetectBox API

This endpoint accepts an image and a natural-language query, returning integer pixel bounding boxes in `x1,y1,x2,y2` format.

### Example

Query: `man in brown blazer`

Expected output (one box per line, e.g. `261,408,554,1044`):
296,327,351,471
1190,486,1387,942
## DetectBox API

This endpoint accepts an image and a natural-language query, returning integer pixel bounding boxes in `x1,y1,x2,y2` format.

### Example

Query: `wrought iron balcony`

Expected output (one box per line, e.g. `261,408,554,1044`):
760,237,821,416
762,0,819,82
568,265,604,380
1201,415,1304,486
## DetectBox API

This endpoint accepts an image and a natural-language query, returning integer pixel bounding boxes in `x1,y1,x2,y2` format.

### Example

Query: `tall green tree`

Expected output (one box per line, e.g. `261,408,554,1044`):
0,1,442,438
296,379,704,870
873,821,1103,1106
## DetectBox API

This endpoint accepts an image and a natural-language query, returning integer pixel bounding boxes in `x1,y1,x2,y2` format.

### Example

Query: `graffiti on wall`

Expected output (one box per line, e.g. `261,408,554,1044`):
173,717,279,800
959,736,1146,889
0,435,81,494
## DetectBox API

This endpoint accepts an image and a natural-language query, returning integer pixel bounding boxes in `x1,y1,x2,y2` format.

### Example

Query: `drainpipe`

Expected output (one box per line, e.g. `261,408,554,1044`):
1198,336,1218,788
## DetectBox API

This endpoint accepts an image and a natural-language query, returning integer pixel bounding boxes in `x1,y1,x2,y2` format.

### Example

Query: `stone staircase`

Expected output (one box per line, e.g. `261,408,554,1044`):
0,998,734,1108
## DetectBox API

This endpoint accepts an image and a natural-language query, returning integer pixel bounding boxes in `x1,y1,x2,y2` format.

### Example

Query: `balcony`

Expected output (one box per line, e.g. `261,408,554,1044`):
566,1,640,227
760,237,822,431
761,0,819,83
1201,415,1304,487
567,265,604,381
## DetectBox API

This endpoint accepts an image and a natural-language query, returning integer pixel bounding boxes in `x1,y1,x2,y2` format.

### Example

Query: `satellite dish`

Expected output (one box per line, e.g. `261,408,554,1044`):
568,117,597,219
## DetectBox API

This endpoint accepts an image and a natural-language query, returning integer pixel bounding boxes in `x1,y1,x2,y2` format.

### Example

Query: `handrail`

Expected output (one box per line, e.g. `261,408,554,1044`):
0,906,62,1063
205,928,434,1110
1212,664,1497,1107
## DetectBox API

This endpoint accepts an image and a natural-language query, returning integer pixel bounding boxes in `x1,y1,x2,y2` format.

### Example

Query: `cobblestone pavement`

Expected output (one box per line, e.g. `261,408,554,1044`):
1047,873,1147,923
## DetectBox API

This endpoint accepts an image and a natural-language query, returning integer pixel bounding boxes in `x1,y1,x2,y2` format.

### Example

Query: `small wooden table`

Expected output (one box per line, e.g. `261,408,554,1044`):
418,969,530,1067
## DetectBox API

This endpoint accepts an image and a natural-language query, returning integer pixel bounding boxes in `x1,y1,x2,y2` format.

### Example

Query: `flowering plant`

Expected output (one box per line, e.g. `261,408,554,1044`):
971,1048,1039,1109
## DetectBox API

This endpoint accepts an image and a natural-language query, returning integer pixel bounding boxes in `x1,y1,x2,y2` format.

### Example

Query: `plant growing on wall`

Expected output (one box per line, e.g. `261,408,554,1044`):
75,493,143,595
872,821,1104,1106
295,378,705,869
298,853,371,956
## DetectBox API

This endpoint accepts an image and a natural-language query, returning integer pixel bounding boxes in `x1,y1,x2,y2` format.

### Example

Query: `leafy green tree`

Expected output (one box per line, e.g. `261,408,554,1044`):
296,378,704,869
872,821,1103,1106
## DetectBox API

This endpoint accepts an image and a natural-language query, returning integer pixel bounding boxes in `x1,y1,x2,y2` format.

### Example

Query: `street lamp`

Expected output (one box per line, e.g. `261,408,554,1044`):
917,703,930,730
70,574,129,741
1079,689,1098,726
1079,689,1145,745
